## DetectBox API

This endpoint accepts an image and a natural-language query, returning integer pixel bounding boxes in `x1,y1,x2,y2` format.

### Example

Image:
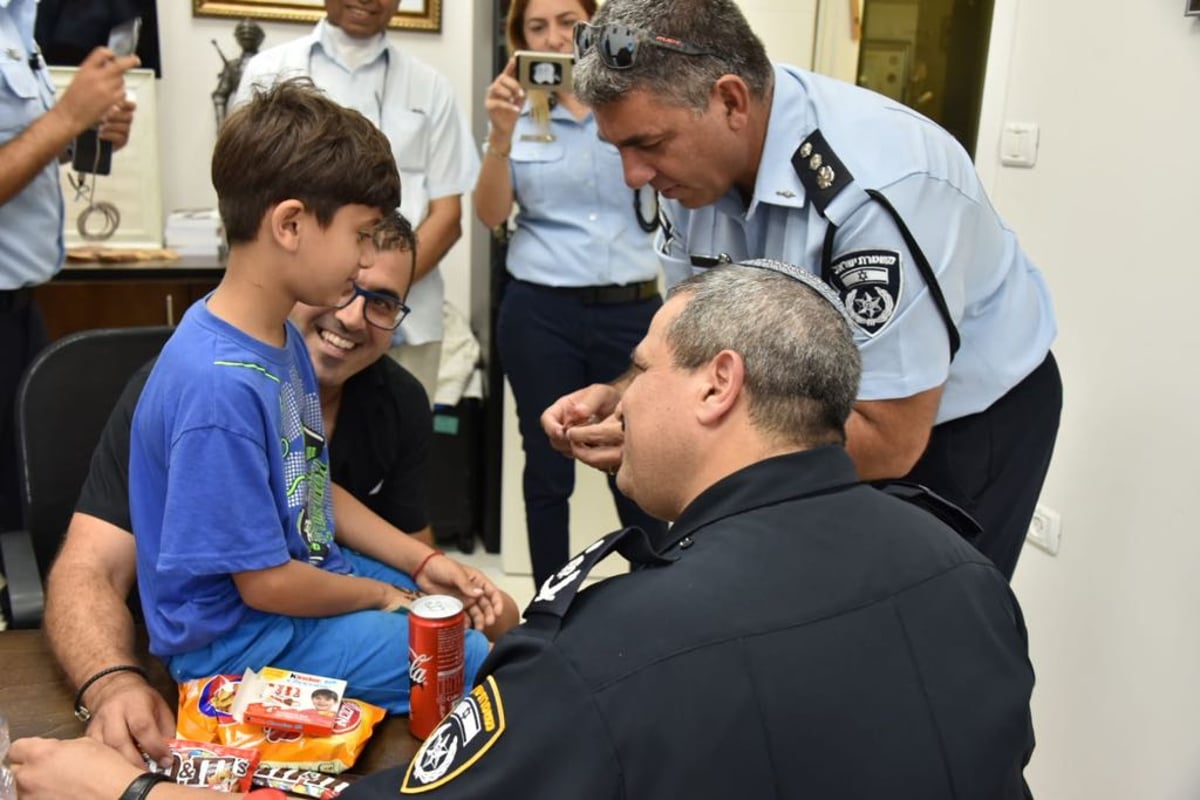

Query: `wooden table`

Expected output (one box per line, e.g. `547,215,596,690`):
0,630,420,775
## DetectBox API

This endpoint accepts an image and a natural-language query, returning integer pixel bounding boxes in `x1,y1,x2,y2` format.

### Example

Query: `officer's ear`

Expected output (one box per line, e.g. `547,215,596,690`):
712,75,751,132
695,349,744,426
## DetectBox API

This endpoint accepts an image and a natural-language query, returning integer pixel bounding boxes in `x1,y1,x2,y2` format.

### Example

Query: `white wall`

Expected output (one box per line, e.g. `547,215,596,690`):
993,3,1200,798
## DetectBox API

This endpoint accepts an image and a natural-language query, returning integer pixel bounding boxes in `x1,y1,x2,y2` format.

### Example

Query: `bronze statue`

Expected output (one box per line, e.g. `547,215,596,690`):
211,19,265,129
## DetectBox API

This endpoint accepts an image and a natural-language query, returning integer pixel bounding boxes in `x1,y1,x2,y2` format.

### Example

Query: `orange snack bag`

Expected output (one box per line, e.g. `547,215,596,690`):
177,675,387,773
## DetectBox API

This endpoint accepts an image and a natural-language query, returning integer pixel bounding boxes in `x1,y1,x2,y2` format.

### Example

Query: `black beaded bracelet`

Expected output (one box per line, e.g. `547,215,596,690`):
73,664,150,723
118,772,171,800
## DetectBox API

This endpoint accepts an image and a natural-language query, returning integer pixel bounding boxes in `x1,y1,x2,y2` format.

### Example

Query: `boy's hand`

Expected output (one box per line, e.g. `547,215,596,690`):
379,583,422,613
416,556,504,631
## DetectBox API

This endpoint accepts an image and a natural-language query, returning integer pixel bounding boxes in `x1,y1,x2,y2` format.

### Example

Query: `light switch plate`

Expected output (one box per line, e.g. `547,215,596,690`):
1000,122,1039,168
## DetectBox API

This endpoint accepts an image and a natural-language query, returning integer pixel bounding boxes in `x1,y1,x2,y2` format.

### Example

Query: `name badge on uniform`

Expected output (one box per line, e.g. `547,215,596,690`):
519,133,555,142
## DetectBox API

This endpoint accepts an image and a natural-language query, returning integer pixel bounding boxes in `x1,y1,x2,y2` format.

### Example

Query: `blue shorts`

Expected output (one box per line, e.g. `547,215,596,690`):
165,549,491,714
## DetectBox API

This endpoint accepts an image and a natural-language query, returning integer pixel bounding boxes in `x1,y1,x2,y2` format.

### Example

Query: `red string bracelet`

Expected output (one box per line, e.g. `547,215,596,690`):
412,549,444,581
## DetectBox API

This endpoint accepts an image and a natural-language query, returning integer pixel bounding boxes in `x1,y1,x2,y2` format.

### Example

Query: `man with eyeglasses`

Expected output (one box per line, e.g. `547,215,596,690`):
40,212,518,769
546,0,1062,583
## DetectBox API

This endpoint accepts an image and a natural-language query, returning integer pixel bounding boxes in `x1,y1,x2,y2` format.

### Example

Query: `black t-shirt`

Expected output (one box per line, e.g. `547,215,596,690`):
75,356,431,533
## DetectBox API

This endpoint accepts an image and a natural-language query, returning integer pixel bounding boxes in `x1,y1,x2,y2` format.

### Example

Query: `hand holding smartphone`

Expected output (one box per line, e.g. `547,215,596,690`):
73,17,141,175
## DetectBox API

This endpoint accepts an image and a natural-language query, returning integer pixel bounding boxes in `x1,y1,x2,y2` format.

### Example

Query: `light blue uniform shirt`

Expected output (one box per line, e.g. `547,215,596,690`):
503,102,659,287
232,19,479,345
0,0,65,289
658,64,1056,424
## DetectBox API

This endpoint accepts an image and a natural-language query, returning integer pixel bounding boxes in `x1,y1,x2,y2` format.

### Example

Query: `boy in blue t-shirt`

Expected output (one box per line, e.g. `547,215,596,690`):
129,81,489,714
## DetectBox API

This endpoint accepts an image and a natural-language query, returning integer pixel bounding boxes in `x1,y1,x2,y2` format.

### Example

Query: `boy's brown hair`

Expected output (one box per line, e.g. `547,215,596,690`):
213,79,402,244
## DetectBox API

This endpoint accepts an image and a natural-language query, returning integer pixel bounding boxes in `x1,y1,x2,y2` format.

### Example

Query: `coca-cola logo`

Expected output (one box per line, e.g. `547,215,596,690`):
409,648,432,689
332,700,363,734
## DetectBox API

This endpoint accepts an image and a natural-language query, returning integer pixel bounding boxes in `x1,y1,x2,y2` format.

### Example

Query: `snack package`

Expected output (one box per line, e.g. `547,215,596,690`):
252,766,356,799
232,666,348,737
165,739,259,792
177,675,387,773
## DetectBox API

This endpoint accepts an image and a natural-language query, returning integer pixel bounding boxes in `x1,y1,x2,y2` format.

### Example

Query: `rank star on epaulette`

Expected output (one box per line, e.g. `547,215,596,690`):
401,676,507,794
826,249,903,336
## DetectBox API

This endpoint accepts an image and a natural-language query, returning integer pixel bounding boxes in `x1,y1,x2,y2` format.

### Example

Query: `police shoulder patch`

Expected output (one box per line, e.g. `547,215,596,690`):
826,249,903,336
401,675,506,794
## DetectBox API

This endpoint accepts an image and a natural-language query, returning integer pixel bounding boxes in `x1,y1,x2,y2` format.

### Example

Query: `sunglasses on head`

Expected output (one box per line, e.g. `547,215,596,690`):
573,21,716,69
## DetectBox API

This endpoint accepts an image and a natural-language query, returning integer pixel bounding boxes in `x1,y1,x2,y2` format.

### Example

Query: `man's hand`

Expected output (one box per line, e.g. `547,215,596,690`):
97,98,136,150
52,47,139,137
416,555,505,632
541,383,623,457
82,672,175,769
10,737,141,800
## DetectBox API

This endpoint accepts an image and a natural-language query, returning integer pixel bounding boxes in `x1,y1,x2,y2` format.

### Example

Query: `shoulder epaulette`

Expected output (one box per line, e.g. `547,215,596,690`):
791,129,854,218
524,526,674,621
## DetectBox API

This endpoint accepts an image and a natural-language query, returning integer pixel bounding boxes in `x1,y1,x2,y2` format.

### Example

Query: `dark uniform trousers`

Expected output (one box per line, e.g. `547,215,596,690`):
0,289,48,531
344,447,1035,800
905,351,1062,580
496,278,666,586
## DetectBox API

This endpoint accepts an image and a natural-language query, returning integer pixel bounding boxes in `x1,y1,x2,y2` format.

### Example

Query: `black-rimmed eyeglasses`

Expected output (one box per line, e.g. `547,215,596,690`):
573,21,716,69
336,283,410,331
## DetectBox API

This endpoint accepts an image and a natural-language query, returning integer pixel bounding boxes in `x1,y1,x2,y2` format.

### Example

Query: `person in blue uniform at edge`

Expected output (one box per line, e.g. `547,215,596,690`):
542,0,1062,581
0,0,137,532
232,0,480,403
9,261,1037,800
474,0,667,588
126,81,490,718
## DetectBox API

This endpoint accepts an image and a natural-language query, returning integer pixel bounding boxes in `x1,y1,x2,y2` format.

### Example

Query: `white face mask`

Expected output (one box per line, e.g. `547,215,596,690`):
324,19,386,71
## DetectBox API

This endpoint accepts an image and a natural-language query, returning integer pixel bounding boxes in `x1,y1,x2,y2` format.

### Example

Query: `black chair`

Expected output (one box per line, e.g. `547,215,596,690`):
0,326,172,628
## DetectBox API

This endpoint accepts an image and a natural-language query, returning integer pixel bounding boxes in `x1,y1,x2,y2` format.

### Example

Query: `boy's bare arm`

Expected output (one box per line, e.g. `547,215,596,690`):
233,560,411,615
330,483,432,575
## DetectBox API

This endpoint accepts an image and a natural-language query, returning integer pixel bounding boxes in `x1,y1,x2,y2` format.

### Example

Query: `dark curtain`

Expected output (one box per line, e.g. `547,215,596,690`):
35,0,161,77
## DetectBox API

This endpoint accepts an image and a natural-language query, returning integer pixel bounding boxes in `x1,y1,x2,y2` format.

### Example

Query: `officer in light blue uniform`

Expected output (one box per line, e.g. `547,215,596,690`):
570,0,1062,579
476,1,666,587
0,0,137,529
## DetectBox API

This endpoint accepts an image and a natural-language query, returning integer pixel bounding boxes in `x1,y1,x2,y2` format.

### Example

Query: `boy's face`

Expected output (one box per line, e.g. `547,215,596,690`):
312,693,338,711
296,204,381,310
291,242,413,391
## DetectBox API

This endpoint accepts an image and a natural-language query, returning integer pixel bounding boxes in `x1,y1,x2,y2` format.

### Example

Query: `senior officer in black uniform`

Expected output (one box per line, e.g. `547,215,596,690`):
7,261,1034,800
346,261,1036,799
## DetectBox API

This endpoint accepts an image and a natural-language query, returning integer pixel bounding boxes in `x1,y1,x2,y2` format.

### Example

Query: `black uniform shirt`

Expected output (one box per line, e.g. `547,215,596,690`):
76,356,431,533
346,446,1036,800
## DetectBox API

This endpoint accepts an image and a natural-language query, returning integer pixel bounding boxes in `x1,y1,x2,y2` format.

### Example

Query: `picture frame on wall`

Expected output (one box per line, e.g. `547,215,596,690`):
1188,0,1200,16
192,0,442,32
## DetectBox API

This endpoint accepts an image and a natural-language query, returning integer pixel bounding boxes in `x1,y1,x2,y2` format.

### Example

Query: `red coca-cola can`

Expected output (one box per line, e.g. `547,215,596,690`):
408,594,466,739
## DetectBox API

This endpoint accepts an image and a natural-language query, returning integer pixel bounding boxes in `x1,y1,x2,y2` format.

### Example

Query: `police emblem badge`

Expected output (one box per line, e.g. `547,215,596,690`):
401,676,506,793
826,249,902,336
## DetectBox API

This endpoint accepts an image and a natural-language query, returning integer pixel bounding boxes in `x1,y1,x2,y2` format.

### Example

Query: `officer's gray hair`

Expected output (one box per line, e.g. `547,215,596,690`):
665,262,861,446
575,0,773,114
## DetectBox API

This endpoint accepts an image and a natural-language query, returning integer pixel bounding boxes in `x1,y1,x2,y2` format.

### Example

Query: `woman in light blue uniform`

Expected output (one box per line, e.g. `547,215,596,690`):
475,0,665,587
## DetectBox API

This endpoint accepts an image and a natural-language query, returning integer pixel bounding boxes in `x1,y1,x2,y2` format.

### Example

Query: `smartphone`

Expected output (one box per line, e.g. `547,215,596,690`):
73,17,142,175
515,50,573,93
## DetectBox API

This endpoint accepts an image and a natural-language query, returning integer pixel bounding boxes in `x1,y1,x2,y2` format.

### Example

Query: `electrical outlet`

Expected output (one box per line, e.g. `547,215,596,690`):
1026,504,1061,555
